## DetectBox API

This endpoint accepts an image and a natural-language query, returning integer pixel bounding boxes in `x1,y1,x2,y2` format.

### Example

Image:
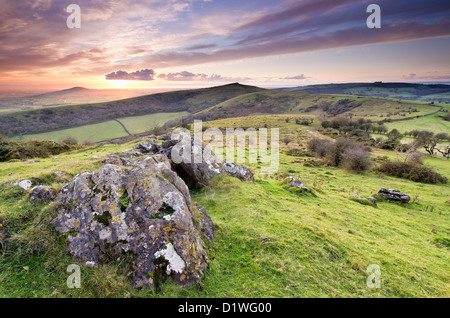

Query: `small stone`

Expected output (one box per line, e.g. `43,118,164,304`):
15,180,32,190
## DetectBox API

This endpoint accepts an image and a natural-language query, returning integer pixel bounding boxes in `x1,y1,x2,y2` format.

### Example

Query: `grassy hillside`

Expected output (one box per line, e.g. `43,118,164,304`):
0,115,448,297
279,82,450,103
18,112,189,143
0,83,264,138
176,90,441,124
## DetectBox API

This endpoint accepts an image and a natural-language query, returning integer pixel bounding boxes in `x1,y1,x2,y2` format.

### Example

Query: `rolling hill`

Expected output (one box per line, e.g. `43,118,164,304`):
0,83,264,138
278,82,450,103
165,89,443,128
0,87,162,114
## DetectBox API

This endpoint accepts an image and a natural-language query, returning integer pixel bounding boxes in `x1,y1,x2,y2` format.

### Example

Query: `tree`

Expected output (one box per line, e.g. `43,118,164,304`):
387,129,403,141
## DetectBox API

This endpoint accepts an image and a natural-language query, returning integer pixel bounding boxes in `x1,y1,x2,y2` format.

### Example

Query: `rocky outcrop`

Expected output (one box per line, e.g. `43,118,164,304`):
29,185,56,202
135,143,160,155
165,136,224,188
223,160,254,182
52,154,211,289
375,188,410,203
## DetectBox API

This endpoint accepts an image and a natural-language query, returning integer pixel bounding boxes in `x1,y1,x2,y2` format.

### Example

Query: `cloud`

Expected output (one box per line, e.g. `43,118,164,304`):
402,72,450,81
402,73,416,79
281,74,309,80
105,69,155,81
157,71,251,82
158,71,206,81
1,0,449,84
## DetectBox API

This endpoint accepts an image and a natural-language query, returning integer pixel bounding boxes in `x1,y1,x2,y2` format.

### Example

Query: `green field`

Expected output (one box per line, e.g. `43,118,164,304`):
117,112,188,135
0,114,448,297
384,114,450,135
19,112,188,143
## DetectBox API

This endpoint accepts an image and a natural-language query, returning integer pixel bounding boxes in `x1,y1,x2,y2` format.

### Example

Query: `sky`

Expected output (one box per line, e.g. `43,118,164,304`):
0,0,449,92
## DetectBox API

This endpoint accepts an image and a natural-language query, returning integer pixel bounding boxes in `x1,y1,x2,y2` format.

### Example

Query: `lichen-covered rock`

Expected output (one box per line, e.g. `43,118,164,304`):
193,203,214,242
223,160,254,182
375,188,410,203
168,136,224,188
102,155,123,166
135,143,160,154
52,154,209,289
29,185,56,202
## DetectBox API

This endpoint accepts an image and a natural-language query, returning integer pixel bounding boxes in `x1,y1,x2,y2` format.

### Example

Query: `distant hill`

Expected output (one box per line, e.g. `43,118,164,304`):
0,87,168,113
278,82,450,103
165,89,442,128
0,83,264,137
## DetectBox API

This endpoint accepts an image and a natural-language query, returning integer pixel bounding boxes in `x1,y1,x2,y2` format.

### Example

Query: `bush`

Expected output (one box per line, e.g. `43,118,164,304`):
377,161,447,184
340,147,372,172
307,137,371,172
61,136,78,145
307,137,333,158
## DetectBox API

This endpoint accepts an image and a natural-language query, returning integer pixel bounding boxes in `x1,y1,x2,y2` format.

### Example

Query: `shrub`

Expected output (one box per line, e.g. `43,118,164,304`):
61,136,78,145
307,137,371,172
376,161,447,184
307,137,333,158
340,147,372,172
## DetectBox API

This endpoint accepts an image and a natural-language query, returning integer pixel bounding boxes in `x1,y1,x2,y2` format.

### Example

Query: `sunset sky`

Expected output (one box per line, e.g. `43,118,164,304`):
1,0,449,92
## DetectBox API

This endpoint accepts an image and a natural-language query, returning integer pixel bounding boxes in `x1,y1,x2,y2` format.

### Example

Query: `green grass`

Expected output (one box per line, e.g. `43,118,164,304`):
197,90,439,123
384,114,450,135
117,112,188,135
18,112,188,143
0,115,449,298
20,120,128,143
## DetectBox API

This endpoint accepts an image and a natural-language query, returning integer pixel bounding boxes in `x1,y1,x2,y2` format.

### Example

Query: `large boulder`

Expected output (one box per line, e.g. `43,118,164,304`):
165,136,224,188
52,154,210,289
375,188,410,203
162,135,254,188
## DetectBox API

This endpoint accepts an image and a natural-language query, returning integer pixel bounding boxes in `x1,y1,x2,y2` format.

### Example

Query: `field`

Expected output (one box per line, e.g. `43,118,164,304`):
384,113,450,135
18,112,188,143
0,115,448,297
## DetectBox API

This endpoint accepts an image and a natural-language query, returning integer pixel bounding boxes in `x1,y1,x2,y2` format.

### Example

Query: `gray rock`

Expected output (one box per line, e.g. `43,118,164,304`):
52,154,209,289
53,171,66,178
168,136,224,188
29,185,56,202
375,188,410,203
135,143,160,154
102,155,123,165
285,175,311,192
15,180,32,191
223,160,254,182
349,195,377,205
193,203,214,241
